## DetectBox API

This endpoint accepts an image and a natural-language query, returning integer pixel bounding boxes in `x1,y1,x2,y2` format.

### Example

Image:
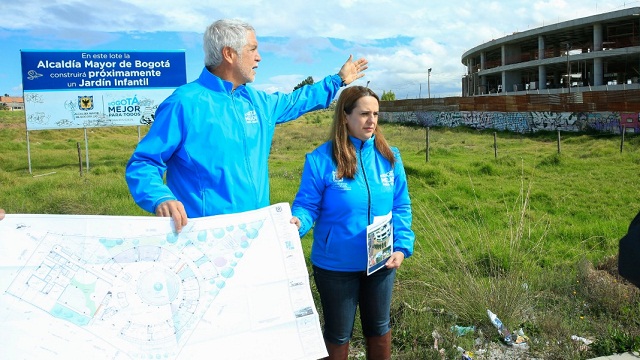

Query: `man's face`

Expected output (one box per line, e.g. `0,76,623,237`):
235,31,261,84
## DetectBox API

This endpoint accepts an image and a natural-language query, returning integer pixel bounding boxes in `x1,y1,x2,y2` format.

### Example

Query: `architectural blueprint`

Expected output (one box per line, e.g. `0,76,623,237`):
0,203,327,359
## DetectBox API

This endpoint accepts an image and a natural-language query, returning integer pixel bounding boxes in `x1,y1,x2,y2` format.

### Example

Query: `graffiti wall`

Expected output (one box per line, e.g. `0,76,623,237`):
380,111,640,134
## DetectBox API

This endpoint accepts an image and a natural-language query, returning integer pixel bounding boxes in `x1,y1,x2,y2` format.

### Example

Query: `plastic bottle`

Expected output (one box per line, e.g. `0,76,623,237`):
487,309,513,345
487,310,502,329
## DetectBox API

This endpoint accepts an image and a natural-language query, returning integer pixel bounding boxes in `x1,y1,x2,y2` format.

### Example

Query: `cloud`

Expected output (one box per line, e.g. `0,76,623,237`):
0,0,632,97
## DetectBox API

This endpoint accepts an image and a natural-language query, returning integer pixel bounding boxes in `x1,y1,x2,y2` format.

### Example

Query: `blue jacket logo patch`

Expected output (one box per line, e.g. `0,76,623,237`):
380,170,394,187
245,110,258,124
331,171,351,190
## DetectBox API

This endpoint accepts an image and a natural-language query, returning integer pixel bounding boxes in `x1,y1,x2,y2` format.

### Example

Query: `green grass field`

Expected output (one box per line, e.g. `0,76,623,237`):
1,109,639,359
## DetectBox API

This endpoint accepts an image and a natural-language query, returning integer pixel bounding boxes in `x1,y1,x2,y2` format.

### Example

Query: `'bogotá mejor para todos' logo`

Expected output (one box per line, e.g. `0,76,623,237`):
78,96,94,110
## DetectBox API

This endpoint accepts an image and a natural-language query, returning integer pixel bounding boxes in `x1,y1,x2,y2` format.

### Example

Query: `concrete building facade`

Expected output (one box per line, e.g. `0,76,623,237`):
461,7,640,96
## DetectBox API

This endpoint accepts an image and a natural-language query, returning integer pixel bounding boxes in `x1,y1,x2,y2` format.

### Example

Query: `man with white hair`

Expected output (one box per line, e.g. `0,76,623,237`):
126,18,367,232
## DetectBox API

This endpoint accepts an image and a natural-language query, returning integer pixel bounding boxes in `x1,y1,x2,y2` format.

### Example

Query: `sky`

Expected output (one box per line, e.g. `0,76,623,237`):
0,0,637,99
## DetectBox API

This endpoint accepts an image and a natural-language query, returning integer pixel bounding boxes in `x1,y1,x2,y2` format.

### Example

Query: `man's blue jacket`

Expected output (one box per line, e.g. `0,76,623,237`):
126,68,343,217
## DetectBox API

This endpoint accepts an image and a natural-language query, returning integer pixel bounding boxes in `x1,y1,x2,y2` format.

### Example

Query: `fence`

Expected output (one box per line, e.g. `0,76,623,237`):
379,90,640,134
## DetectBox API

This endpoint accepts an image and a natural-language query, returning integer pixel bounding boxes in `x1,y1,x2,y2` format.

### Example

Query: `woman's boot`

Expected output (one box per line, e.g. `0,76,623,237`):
323,340,349,360
365,330,391,360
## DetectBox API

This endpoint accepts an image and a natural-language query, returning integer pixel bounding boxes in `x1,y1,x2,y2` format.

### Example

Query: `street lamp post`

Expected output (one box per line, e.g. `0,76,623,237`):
428,68,432,98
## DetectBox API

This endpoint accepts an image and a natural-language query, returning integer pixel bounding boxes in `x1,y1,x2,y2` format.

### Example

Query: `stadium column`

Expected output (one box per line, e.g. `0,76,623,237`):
593,22,604,86
538,35,546,90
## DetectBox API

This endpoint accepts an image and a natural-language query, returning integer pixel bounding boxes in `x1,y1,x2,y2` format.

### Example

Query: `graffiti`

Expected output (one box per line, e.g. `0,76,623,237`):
83,114,112,127
464,112,495,130
437,112,463,128
588,112,623,132
55,119,74,127
380,110,640,134
27,112,50,126
619,113,639,133
415,112,436,126
24,93,44,103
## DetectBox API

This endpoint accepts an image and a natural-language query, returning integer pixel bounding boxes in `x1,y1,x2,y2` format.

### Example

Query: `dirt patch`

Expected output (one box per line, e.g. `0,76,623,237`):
0,121,26,130
575,255,640,330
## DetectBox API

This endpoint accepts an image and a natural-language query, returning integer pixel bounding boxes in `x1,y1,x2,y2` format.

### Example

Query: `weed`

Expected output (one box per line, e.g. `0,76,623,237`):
1,111,640,358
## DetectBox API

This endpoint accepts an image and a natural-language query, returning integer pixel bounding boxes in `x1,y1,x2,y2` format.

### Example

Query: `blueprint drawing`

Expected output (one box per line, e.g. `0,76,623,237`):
0,203,326,360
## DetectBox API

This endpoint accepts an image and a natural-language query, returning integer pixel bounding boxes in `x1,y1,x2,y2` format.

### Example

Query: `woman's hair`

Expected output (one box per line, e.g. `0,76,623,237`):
330,86,395,179
203,19,254,69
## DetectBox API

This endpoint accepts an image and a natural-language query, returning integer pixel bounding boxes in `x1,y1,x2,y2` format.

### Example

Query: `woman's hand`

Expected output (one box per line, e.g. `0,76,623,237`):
385,251,405,269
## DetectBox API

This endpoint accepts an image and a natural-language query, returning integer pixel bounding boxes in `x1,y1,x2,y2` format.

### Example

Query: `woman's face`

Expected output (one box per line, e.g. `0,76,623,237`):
345,95,378,141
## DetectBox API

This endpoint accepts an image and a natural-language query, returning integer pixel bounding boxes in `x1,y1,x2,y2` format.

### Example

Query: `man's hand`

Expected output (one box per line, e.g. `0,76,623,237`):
338,55,368,86
155,200,188,233
290,216,301,229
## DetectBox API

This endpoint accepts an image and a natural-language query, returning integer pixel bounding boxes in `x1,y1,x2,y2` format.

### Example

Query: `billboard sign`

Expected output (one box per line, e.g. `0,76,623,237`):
21,50,187,131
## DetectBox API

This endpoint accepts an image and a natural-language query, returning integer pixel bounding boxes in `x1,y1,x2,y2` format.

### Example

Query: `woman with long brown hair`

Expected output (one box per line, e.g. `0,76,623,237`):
291,86,415,360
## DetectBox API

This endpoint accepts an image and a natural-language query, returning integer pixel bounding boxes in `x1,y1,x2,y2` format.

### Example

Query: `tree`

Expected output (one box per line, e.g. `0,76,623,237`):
381,90,396,101
293,76,314,91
